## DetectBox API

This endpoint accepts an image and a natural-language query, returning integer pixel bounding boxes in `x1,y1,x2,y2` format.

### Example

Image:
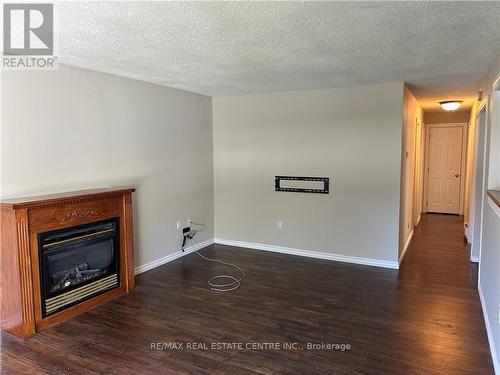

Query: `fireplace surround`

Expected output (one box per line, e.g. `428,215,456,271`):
1,187,135,339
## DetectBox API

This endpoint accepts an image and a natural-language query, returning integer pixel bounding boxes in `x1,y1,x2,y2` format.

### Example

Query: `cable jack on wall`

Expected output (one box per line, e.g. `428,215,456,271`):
182,223,245,292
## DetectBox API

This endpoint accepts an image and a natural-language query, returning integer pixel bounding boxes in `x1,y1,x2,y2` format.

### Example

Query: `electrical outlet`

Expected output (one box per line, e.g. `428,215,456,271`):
176,220,181,230
277,220,283,229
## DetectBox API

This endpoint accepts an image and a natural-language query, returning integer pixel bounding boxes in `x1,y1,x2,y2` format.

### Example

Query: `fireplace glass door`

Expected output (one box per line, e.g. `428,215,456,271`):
39,218,120,317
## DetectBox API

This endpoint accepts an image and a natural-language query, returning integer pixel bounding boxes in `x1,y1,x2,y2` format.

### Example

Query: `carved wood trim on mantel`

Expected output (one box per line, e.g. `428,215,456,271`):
59,208,101,223
0,187,135,340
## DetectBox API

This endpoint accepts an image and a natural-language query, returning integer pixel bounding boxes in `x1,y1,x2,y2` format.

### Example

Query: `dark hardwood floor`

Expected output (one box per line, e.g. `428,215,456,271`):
1,214,494,374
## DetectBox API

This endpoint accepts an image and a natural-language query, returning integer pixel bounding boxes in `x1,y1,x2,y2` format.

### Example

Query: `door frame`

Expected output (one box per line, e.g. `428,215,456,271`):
423,122,468,215
468,97,489,264
413,118,425,226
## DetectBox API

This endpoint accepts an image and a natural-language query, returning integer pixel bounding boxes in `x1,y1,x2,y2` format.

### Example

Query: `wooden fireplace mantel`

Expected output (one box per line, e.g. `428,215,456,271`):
1,187,135,339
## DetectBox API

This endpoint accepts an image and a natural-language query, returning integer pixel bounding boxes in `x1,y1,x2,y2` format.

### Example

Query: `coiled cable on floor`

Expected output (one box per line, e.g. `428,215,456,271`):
185,223,245,292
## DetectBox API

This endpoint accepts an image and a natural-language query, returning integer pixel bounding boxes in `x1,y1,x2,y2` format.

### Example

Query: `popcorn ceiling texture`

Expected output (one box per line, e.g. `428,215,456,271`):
58,2,500,109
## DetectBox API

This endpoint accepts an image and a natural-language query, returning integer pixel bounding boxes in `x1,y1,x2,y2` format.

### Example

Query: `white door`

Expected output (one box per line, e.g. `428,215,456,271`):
427,126,463,214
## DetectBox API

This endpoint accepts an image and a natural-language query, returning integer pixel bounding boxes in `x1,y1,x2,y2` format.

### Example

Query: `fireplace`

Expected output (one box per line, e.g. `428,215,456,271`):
1,187,135,339
39,218,120,317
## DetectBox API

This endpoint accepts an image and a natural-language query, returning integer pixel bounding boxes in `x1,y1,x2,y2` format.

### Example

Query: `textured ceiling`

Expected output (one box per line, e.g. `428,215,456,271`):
57,2,500,110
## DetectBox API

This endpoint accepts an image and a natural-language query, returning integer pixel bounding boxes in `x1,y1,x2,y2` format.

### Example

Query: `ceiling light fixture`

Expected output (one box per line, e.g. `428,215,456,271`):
439,100,463,111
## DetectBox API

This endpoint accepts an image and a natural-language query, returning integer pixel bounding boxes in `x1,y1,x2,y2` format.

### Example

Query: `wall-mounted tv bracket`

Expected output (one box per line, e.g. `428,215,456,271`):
274,176,329,194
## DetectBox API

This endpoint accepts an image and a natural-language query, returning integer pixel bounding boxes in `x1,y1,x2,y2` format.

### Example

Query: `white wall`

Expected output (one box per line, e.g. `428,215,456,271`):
213,83,404,264
480,199,500,373
1,64,214,269
474,51,500,374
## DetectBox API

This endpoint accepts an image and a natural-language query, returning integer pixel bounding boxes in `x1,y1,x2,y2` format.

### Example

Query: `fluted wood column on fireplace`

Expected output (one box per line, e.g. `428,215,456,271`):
0,187,135,339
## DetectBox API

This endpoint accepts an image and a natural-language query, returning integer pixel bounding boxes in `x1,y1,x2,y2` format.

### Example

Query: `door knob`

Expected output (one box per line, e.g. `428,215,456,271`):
455,174,459,178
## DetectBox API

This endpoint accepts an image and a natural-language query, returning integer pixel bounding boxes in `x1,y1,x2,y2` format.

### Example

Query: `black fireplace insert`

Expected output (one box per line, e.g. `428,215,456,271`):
38,218,120,317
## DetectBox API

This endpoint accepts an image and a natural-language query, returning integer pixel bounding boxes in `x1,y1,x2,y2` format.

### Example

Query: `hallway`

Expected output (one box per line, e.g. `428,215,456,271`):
398,213,493,373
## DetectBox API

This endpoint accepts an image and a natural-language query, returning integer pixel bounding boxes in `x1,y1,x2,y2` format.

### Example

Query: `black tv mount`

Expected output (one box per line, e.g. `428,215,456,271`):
274,176,329,194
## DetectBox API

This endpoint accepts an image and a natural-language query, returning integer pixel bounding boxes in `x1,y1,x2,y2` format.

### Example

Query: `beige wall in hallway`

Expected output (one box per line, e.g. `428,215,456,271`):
213,83,404,264
425,110,470,124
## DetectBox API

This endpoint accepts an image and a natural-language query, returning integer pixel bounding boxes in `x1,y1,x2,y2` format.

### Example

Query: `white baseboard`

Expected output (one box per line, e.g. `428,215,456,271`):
416,215,421,226
399,229,414,264
214,238,399,269
134,238,214,275
478,283,500,374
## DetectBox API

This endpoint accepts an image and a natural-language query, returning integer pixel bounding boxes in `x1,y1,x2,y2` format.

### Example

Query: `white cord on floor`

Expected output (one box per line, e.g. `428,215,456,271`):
185,223,245,292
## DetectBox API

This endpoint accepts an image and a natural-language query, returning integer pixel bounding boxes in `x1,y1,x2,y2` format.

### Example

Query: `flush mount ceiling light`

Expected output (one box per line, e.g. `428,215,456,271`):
439,100,463,111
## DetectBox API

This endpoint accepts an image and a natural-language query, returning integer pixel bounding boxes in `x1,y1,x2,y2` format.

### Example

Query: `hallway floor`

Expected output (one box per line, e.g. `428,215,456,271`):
399,213,478,288
1,214,494,374
397,213,493,373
